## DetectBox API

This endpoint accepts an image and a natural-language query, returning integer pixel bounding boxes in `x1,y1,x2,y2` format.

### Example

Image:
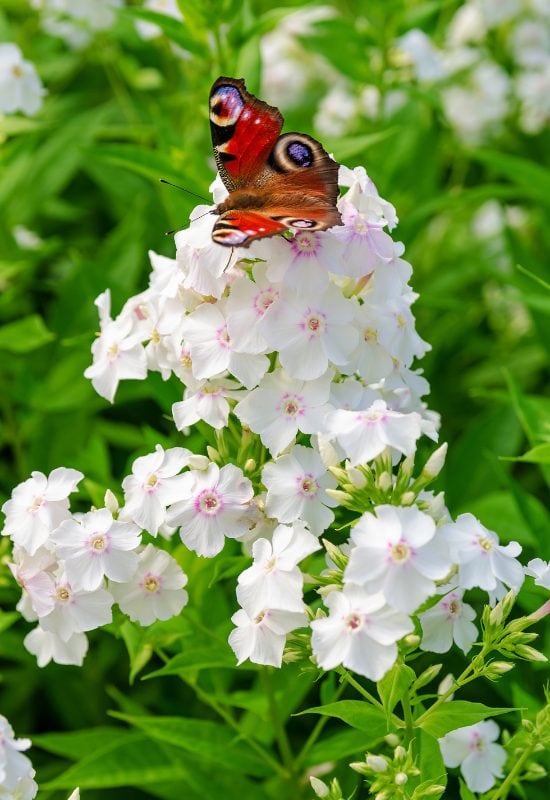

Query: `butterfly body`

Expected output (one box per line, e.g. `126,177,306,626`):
209,77,341,247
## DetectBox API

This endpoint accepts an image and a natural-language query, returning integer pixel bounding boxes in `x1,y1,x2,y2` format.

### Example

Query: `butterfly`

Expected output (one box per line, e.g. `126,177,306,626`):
209,76,341,247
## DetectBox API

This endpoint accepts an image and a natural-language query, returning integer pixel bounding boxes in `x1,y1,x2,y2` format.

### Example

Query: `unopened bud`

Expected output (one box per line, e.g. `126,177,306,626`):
524,762,547,780
104,489,119,514
403,633,420,648
328,465,348,483
366,755,388,773
310,776,329,798
422,443,448,478
394,772,408,786
347,466,367,489
484,661,514,679
423,785,447,796
187,453,210,470
322,538,348,570
325,488,355,506
437,673,455,698
401,491,415,505
318,583,342,598
489,604,503,626
384,733,400,747
414,663,443,690
350,761,370,776
205,446,220,463
500,589,517,620
521,718,535,732
515,645,548,663
394,745,407,761
377,471,392,491
243,458,256,473
375,792,389,800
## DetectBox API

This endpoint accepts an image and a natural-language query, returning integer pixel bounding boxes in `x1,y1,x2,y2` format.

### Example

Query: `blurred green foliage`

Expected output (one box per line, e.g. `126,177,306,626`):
0,1,549,798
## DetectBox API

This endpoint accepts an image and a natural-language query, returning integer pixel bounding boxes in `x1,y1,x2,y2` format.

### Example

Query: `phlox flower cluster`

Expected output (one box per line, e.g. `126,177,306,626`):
0,43,45,117
30,0,122,49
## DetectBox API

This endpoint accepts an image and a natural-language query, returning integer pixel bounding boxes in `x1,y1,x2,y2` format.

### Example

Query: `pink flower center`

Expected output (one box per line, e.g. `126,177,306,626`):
146,473,159,491
143,573,162,593
56,586,71,603
301,310,326,338
291,231,318,256
253,288,279,316
216,325,231,350
195,489,223,516
469,732,485,753
90,534,106,552
345,612,364,632
297,473,319,499
478,536,493,552
28,495,44,514
281,393,304,419
390,541,411,563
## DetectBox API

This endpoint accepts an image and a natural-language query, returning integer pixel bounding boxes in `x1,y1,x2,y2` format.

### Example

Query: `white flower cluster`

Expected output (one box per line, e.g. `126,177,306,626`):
1,463,188,667
397,0,550,139
0,43,45,117
30,0,122,49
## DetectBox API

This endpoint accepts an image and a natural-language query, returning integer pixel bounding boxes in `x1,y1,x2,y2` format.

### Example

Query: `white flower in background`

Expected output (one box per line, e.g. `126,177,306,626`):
446,3,487,46
419,585,478,654
135,0,183,40
0,44,45,116
339,165,398,231
234,369,332,456
39,578,113,641
260,285,358,380
109,544,188,625
31,0,122,49
524,558,550,590
1,468,83,555
345,505,452,613
311,585,413,680
314,83,357,138
326,400,423,466
478,0,521,27
441,61,510,142
442,513,524,595
167,463,254,557
24,627,88,668
347,302,394,383
172,376,242,431
181,300,268,388
263,445,337,536
510,20,550,68
51,508,141,591
397,29,447,82
516,63,550,134
439,720,507,793
121,445,191,535
84,290,147,403
236,522,320,614
0,715,36,798
228,606,306,667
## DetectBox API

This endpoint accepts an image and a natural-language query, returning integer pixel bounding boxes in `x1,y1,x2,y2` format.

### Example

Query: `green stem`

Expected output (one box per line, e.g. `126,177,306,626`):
261,668,296,777
295,681,347,767
490,745,533,800
338,668,384,710
415,652,485,728
401,688,415,751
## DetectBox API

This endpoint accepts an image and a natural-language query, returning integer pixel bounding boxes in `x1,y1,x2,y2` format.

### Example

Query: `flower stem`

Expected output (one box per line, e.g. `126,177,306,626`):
490,745,533,800
261,667,296,778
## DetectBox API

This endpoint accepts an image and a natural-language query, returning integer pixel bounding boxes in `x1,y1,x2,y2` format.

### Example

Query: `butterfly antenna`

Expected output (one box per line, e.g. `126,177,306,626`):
159,178,211,204
165,208,216,236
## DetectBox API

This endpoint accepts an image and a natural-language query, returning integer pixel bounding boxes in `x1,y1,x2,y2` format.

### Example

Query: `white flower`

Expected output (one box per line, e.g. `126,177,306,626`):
1,468,83,555
172,376,242,431
39,578,113,641
263,445,337,536
0,715,34,795
167,463,254,557
51,508,141,591
84,290,147,402
525,558,550,590
109,544,188,625
181,300,268,388
121,445,191,535
225,265,281,354
419,586,478,654
397,29,447,82
310,585,413,680
250,231,334,294
175,210,237,299
322,200,395,278
8,547,57,619
345,505,452,613
23,626,88,668
442,513,524,595
234,369,332,456
0,43,45,116
32,0,122,48
135,0,183,40
236,522,320,614
326,400,423,466
259,285,358,380
441,61,510,142
439,720,507,793
228,607,306,667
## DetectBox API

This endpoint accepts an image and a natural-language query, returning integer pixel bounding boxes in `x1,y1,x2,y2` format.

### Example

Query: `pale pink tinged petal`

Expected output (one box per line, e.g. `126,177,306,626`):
459,556,497,591
44,468,83,500
117,347,148,380
438,730,471,767
265,491,303,522
461,753,498,793
311,617,350,670
104,550,139,584
229,352,268,389
72,590,113,630
191,341,230,379
280,339,327,380
347,634,397,680
453,617,478,654
172,398,200,429
250,624,286,666
345,547,388,585
132,494,165,535
399,507,435,547
65,553,104,592
413,538,452,580
382,564,434,613
420,611,454,653
323,324,358,364
486,742,507,773
366,607,413,645
380,413,422,456
87,367,119,403
250,538,273,565
491,551,524,591
301,501,334,536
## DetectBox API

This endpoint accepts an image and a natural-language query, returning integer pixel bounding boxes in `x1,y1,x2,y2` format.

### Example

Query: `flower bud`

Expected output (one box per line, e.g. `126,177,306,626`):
205,446,220,463
350,761,370,776
187,454,210,470
310,776,329,798
394,772,408,785
422,785,447,796
414,663,443,690
515,645,548,663
243,458,256,473
422,443,448,478
437,673,455,698
524,762,547,780
104,489,119,514
484,661,514,679
489,604,503,626
322,538,348,570
394,745,407,761
401,491,415,505
325,488,354,505
328,465,349,484
384,733,400,747
347,466,367,489
403,633,421,648
377,471,392,491
366,755,388,773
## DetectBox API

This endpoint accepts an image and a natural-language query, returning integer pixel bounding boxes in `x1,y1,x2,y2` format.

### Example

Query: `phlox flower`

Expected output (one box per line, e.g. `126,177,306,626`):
109,544,188,626
181,300,268,388
259,285,358,380
346,302,394,383
373,294,430,366
1,467,83,555
138,294,188,379
121,444,191,535
442,513,524,595
525,558,550,590
0,43,45,116
326,399,423,466
51,508,141,591
172,376,242,431
84,290,147,402
0,715,34,795
39,577,113,641
8,547,57,619
419,585,478,654
24,626,88,668
345,505,452,613
439,720,507,793
234,369,332,455
338,165,398,231
263,445,337,536
175,210,237,298
167,463,254,557
228,607,306,667
323,199,395,278
236,522,321,614
310,585,413,680
250,230,334,293
225,265,281,353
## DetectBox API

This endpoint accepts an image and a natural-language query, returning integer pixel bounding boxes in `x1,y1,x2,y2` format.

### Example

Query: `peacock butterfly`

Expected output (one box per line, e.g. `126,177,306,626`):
209,76,341,247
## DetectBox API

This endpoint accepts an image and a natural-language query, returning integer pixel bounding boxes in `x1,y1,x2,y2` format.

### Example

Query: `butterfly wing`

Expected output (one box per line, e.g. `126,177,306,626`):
212,211,287,247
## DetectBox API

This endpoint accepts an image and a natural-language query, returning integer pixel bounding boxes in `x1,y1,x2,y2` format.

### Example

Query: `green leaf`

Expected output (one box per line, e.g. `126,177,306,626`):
32,728,129,760
377,664,415,717
506,443,550,465
0,611,20,635
114,714,271,777
418,729,447,790
471,149,550,207
297,701,389,735
459,779,477,800
331,128,399,160
306,729,383,767
122,8,206,54
0,315,55,353
90,144,205,195
418,701,514,738
144,647,242,677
